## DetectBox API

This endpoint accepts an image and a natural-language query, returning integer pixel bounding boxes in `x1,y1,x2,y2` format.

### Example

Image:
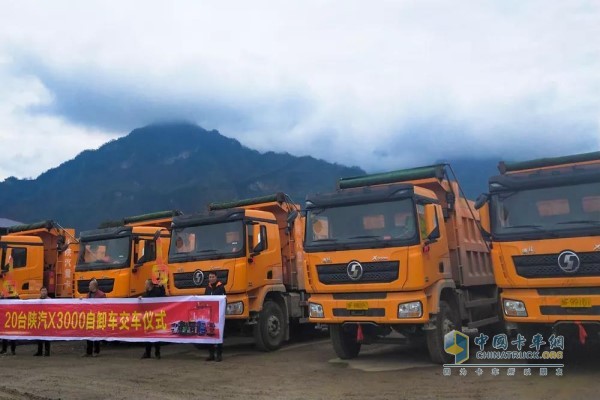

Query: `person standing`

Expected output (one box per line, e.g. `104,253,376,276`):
34,287,51,356
84,279,106,357
140,279,166,359
0,294,16,355
205,271,225,362
0,339,16,356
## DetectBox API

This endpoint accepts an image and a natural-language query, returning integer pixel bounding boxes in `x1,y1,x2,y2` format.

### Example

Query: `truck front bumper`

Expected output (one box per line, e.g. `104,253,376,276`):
502,288,600,323
308,292,429,324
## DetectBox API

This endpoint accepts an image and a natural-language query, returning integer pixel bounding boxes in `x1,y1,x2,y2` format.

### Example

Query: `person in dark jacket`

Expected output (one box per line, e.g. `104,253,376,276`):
0,294,16,355
205,271,225,362
84,279,106,357
34,287,51,356
140,279,166,359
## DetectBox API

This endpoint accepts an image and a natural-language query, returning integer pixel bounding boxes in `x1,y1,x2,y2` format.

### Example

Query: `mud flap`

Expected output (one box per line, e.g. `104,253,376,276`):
575,321,588,345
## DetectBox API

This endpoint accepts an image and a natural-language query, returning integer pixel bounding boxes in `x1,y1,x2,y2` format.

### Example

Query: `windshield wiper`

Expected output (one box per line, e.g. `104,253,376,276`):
556,220,600,226
348,235,381,240
196,249,218,253
311,239,338,243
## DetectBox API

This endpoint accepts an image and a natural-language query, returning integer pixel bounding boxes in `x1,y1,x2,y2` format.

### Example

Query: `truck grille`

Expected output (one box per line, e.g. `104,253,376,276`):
173,270,228,289
332,292,388,300
540,306,600,316
333,308,386,317
537,287,600,296
514,252,600,278
77,279,114,294
316,261,399,285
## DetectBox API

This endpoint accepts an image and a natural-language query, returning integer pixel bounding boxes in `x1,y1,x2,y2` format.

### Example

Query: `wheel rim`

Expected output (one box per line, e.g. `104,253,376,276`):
267,315,281,338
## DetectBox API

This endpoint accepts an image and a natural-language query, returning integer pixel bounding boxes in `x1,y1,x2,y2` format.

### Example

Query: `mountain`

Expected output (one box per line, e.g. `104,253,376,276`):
0,123,502,231
0,123,364,230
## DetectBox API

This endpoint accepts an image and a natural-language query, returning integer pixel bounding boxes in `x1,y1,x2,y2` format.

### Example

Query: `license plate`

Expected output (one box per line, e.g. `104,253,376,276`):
347,301,369,310
560,297,592,308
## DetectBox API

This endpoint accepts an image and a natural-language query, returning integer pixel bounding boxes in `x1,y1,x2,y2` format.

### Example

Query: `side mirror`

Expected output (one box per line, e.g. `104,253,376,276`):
477,202,492,240
424,204,440,244
475,193,489,210
286,210,298,232
286,210,298,225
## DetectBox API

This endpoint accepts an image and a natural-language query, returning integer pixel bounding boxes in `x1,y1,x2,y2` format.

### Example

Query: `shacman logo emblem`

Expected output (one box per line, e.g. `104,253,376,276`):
192,269,204,286
444,330,469,364
346,261,364,281
558,251,581,274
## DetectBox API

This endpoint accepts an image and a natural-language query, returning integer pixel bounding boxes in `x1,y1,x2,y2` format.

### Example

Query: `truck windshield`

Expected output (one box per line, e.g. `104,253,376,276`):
168,221,244,262
491,182,600,239
305,199,418,250
76,236,131,271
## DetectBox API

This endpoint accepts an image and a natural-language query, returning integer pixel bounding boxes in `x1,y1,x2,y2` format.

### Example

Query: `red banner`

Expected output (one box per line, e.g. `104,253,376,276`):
0,296,225,343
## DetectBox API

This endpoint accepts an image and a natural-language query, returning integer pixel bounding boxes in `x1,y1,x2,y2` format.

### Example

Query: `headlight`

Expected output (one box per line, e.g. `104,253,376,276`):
226,301,244,315
398,301,422,318
503,299,527,317
309,302,324,318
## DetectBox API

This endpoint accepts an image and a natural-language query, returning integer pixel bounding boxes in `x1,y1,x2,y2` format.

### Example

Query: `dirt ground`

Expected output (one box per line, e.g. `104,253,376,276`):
0,335,598,400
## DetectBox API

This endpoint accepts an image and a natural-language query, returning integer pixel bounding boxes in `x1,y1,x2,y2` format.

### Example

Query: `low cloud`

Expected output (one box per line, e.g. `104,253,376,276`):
0,0,599,179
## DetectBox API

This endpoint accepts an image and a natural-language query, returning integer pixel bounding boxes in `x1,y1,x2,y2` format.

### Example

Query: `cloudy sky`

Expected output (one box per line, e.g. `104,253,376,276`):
1,0,599,180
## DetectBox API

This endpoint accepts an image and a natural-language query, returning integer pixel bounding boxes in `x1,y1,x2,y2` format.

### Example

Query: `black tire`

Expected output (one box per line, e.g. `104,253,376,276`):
479,302,506,337
426,300,462,364
254,300,286,351
330,324,361,359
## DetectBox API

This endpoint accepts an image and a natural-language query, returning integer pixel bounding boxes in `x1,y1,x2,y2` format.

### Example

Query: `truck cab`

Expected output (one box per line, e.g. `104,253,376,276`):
476,151,600,339
168,193,308,350
0,221,78,299
74,211,180,298
306,164,496,363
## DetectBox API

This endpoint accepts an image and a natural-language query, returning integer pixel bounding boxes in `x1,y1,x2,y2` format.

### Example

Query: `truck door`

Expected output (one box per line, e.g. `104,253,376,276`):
129,236,158,296
419,203,450,281
0,238,44,298
247,222,279,289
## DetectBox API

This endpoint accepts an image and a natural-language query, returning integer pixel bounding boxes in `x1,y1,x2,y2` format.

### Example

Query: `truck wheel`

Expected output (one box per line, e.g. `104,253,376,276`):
330,324,361,359
426,300,462,364
254,300,286,351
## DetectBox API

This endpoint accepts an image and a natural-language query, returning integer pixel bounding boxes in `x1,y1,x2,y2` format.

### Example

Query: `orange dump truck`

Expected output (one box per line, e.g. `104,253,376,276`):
305,164,498,363
475,151,600,341
74,210,181,298
168,193,309,350
0,220,78,299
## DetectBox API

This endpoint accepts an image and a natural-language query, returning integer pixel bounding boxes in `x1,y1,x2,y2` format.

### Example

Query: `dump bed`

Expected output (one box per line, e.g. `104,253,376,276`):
123,210,182,229
5,221,78,297
498,150,600,175
442,182,493,287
